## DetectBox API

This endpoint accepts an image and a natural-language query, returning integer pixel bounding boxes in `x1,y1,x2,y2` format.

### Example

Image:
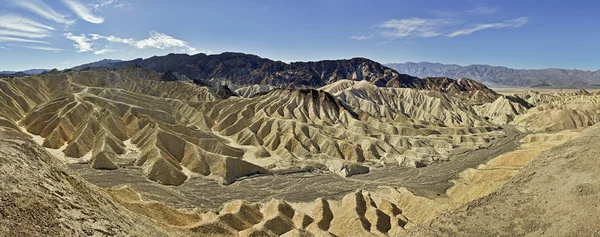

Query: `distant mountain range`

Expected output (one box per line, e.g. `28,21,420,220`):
4,58,599,89
0,69,49,75
386,62,600,88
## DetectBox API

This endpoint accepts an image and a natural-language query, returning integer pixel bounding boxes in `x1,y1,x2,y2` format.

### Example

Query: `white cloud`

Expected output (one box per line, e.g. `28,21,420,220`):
66,31,201,54
10,0,74,24
368,11,529,41
61,0,104,24
64,32,93,52
447,17,528,37
24,45,63,52
378,18,459,39
350,35,372,41
0,15,53,44
0,15,54,34
0,36,49,44
0,29,49,39
106,35,136,44
134,31,197,52
90,31,200,53
94,48,116,54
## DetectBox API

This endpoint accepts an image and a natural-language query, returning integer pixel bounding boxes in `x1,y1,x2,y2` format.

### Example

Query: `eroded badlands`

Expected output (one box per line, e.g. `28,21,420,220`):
2,67,600,236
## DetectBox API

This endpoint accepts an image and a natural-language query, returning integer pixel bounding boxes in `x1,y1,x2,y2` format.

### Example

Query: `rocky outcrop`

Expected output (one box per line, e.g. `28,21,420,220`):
405,126,600,236
0,131,181,236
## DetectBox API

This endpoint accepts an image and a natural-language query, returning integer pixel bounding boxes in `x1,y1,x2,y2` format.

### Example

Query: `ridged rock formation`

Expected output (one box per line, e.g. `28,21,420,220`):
105,185,415,237
323,80,491,127
378,77,499,105
0,67,503,187
1,68,268,185
4,61,600,236
474,96,531,124
509,90,600,132
235,85,278,98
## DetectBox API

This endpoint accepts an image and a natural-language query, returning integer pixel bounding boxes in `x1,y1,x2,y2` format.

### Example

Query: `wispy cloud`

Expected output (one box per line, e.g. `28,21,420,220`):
113,1,132,11
350,35,372,41
66,31,203,54
0,36,49,44
23,45,64,52
92,0,132,11
358,5,528,41
93,0,115,10
447,17,528,37
0,29,49,39
93,48,116,54
0,15,54,44
61,0,104,24
10,0,74,24
378,18,460,39
90,33,134,44
64,32,94,52
0,15,54,34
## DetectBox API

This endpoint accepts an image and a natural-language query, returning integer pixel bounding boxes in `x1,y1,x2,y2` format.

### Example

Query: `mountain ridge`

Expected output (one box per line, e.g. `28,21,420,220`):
68,52,499,104
70,59,124,71
386,62,600,88
72,52,400,88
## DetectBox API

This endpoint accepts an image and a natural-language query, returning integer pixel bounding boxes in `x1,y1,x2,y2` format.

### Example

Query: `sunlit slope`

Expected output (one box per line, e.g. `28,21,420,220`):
508,90,600,132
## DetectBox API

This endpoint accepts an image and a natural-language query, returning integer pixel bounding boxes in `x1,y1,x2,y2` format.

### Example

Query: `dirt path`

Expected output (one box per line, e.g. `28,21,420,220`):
70,125,524,210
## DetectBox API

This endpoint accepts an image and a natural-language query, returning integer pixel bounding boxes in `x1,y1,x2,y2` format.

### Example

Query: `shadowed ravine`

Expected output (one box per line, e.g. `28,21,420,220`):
71,125,523,210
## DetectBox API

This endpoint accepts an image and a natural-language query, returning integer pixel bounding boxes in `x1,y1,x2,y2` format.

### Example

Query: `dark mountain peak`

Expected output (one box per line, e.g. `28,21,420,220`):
160,70,180,82
215,85,238,99
68,52,497,103
76,52,400,88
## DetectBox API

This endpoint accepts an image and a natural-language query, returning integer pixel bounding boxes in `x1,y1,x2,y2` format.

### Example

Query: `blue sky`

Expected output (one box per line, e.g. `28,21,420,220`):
0,0,598,71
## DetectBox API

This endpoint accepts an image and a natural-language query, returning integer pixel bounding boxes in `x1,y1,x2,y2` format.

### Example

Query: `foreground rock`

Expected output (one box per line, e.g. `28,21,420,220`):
0,131,181,236
405,125,600,236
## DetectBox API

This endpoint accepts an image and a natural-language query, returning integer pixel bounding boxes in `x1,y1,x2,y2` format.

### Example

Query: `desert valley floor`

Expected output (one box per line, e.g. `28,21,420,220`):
2,61,600,236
